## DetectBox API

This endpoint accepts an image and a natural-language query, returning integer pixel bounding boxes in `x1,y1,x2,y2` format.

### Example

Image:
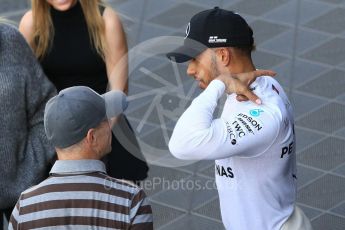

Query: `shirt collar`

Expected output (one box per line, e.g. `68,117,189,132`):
50,160,107,175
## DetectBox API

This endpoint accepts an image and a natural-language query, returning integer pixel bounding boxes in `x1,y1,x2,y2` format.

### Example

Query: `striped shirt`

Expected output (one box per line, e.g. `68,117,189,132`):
8,160,153,230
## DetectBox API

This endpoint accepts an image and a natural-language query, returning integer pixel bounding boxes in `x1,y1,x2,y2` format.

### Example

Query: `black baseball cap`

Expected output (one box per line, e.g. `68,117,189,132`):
167,7,254,63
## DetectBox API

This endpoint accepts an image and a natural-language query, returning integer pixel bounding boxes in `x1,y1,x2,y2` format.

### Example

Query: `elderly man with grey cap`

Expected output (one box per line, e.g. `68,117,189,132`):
9,86,153,230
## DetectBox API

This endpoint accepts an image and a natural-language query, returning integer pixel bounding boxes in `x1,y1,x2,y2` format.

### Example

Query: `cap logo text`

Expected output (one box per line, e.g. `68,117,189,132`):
209,36,227,43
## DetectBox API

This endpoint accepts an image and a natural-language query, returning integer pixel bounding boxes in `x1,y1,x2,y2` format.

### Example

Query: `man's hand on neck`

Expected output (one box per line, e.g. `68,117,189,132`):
215,69,276,104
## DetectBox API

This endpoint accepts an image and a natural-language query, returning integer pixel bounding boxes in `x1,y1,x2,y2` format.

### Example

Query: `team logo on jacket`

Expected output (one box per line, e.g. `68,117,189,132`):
281,141,294,158
237,113,263,132
226,121,237,145
216,164,234,178
249,109,264,117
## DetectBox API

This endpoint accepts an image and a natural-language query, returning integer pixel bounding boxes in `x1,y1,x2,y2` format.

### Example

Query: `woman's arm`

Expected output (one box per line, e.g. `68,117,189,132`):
18,10,34,47
103,7,128,94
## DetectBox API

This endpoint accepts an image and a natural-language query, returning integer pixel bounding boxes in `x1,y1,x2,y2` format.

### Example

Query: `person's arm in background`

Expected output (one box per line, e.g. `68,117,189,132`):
15,21,57,168
18,10,34,48
23,36,57,166
103,7,128,94
17,22,58,168
0,23,56,221
129,190,153,230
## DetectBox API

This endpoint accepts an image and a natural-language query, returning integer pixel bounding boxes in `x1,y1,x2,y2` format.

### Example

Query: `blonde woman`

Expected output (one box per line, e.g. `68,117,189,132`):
19,0,149,182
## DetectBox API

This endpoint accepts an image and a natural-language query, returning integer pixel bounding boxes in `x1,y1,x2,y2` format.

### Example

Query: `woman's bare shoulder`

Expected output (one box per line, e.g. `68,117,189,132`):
19,10,34,42
102,7,123,28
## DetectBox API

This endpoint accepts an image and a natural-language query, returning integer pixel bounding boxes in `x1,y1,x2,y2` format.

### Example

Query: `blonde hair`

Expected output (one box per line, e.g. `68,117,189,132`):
31,0,107,60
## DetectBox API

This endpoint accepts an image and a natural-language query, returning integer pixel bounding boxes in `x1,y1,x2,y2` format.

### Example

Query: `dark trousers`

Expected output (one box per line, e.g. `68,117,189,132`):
1,208,12,229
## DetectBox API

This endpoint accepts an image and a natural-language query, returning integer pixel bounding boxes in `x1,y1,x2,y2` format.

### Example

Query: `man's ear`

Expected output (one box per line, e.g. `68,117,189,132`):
85,129,96,146
217,47,231,66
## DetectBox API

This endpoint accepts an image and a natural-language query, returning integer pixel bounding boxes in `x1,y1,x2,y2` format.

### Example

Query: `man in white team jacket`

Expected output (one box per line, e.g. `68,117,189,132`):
167,7,312,230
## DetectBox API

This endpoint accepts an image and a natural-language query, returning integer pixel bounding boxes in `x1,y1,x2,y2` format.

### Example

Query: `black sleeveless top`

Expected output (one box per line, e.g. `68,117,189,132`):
40,1,108,94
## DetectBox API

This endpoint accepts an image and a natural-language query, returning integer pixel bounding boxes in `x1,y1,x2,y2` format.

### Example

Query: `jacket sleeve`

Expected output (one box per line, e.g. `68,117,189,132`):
18,27,57,164
169,80,279,160
129,190,153,230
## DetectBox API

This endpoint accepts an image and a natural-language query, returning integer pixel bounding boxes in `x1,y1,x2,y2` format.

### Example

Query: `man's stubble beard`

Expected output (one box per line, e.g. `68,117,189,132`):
210,53,220,83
